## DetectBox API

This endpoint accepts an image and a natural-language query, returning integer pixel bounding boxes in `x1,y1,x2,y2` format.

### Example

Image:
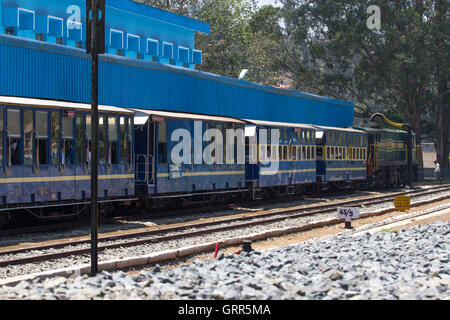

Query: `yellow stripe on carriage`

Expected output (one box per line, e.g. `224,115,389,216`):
157,171,245,178
0,174,135,184
260,169,316,176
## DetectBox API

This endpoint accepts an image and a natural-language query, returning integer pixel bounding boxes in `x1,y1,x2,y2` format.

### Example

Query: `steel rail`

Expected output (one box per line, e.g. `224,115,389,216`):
0,186,449,268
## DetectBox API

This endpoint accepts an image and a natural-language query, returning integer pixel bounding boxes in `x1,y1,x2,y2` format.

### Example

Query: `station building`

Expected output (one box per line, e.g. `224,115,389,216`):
0,0,354,126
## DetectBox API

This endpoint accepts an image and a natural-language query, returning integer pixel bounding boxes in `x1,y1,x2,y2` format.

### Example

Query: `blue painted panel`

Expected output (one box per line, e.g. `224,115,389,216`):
192,49,202,65
156,164,245,194
146,38,158,56
35,14,47,34
48,16,63,37
259,160,316,187
110,29,123,49
18,8,34,30
163,42,173,59
127,34,139,52
178,46,189,63
67,22,82,41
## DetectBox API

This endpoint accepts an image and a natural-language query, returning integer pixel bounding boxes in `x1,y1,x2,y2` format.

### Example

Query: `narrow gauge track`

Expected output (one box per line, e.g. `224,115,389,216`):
1,184,448,238
0,186,449,268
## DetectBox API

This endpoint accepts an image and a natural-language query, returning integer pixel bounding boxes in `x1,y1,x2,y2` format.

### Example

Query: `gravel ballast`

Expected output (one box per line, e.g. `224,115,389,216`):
0,221,449,300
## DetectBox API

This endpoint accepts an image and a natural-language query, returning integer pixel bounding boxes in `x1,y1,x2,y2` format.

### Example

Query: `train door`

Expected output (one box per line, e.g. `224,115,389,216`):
60,111,76,200
34,110,51,202
75,113,88,200
5,108,22,204
98,115,108,198
49,110,62,201
244,125,258,181
315,130,325,181
107,115,122,197
134,119,155,187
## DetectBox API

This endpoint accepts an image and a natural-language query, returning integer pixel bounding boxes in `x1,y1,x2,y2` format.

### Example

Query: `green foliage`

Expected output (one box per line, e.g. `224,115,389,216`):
141,0,284,85
278,0,448,156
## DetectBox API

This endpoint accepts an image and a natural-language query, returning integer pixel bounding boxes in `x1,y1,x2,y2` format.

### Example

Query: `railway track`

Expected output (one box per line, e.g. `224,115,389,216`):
0,185,449,270
1,183,448,238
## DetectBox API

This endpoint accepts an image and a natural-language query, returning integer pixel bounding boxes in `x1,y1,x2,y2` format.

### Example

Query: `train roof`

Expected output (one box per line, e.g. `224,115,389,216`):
313,125,366,134
0,96,134,114
355,127,408,134
132,108,246,125
243,119,316,130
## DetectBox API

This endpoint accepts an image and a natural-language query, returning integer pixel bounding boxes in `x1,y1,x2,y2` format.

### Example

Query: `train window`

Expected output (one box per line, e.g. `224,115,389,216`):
158,121,167,164
23,110,34,166
306,146,311,160
120,117,127,164
51,111,60,165
99,116,107,165
76,114,85,165
108,117,119,165
283,146,288,160
278,146,283,161
36,111,49,165
267,145,271,159
7,109,21,166
364,149,366,160
86,115,92,164
0,110,3,164
292,146,297,161
352,148,356,160
331,147,335,160
62,113,74,165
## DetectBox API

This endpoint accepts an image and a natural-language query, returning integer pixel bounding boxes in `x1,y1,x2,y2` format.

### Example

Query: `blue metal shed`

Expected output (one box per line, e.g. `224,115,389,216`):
0,34,354,127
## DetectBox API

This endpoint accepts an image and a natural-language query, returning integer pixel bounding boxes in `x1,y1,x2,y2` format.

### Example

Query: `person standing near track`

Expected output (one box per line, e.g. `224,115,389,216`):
434,161,440,182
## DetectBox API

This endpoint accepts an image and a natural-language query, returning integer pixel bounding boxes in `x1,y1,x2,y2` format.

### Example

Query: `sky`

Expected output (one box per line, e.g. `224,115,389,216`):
257,0,281,7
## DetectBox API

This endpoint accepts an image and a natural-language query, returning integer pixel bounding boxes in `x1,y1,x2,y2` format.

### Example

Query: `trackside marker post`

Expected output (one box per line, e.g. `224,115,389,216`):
338,207,359,229
214,243,219,258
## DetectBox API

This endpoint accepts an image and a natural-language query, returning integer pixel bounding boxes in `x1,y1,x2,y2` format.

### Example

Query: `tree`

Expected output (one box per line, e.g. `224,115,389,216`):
278,0,448,158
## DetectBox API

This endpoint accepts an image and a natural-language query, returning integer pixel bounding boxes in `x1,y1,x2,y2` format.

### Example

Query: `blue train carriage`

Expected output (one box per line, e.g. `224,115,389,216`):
314,126,368,189
244,119,317,199
0,96,135,222
132,109,248,209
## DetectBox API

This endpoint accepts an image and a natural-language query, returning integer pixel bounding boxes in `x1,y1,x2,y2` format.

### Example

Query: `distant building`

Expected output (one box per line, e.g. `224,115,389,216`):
421,143,437,168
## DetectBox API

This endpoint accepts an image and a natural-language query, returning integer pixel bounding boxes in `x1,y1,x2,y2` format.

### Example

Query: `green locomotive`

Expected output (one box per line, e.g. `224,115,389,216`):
357,127,421,186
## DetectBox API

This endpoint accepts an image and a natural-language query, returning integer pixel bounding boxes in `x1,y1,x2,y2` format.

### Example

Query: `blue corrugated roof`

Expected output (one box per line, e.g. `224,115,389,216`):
108,0,210,34
0,34,354,127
